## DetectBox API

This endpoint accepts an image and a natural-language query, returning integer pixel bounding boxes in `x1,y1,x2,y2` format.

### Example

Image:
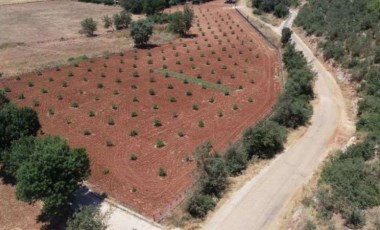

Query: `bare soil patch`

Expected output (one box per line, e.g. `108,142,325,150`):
0,0,280,221
0,181,42,230
0,0,168,76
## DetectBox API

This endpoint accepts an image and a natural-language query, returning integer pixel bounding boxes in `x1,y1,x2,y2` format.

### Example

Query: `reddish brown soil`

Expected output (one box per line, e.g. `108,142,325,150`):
0,182,42,230
0,0,280,220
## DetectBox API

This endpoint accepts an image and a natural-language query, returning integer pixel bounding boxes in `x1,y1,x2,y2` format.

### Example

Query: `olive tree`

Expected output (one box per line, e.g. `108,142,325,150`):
66,206,107,230
15,136,90,217
81,18,98,37
130,19,154,46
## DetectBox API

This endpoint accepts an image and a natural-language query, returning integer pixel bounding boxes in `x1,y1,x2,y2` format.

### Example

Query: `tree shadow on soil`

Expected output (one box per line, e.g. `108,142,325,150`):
135,43,159,49
38,185,105,230
0,168,16,185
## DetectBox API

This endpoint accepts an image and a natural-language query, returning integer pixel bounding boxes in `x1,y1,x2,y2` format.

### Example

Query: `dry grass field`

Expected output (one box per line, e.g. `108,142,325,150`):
0,0,172,76
0,0,44,5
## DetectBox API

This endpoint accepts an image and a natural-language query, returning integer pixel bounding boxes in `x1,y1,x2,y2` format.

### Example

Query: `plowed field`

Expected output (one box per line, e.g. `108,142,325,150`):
0,0,280,220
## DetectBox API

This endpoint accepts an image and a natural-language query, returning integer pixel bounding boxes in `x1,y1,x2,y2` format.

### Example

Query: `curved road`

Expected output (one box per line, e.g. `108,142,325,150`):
203,6,354,230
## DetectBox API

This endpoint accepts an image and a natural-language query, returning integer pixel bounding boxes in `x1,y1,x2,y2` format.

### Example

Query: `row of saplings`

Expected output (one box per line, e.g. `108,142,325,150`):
0,93,106,229
81,5,194,46
186,39,315,218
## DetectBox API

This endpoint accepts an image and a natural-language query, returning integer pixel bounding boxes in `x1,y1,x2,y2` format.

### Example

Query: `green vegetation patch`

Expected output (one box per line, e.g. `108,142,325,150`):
155,69,232,93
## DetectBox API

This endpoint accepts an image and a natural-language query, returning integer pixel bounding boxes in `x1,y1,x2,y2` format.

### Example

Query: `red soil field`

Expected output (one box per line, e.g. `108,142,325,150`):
0,0,280,220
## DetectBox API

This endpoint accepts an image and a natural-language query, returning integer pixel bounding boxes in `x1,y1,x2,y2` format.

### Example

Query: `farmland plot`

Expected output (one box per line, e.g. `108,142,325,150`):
0,0,280,220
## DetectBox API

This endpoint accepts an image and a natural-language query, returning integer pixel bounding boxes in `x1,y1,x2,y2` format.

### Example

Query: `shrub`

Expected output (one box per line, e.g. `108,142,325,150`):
111,103,118,110
107,117,115,125
224,144,248,175
48,108,55,115
199,154,229,198
129,129,138,137
96,83,104,89
106,140,113,147
242,120,287,159
217,110,223,117
88,110,95,117
346,209,366,229
271,96,313,129
103,15,113,30
129,153,138,161
17,93,25,100
27,81,34,87
153,118,162,127
158,167,167,177
281,27,292,45
83,129,91,136
113,11,131,30
81,18,97,37
186,90,192,96
177,130,184,137
168,83,174,89
148,88,156,95
71,101,79,108
130,111,138,117
156,139,165,148
130,19,154,47
198,120,205,128
192,103,199,110
187,194,215,218
67,71,74,77
169,96,177,102
132,95,139,102
66,206,107,230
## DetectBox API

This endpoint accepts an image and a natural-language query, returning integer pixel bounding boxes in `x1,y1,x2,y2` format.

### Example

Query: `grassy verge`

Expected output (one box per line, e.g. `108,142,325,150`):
155,69,232,93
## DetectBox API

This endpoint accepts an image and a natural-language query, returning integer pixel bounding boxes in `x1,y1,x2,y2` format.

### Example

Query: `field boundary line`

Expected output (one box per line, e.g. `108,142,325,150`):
81,184,164,229
234,6,285,90
235,7,278,50
0,0,46,6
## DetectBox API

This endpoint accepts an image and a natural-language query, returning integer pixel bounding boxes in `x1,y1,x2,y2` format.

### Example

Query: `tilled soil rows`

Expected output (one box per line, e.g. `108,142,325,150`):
0,0,280,220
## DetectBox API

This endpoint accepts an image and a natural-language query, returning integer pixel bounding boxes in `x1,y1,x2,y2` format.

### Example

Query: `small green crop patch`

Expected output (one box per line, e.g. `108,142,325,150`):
155,69,232,93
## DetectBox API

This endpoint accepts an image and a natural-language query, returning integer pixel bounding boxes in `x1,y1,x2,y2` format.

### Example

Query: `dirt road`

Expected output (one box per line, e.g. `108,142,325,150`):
203,5,354,230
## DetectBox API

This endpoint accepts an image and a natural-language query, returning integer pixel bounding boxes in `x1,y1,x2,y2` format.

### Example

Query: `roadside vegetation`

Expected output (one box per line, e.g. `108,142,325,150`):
292,0,380,228
184,36,315,219
251,0,299,18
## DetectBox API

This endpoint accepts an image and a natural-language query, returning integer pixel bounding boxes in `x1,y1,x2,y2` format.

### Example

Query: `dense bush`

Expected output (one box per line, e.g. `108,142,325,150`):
252,0,298,18
120,0,144,14
120,0,169,14
168,5,194,37
81,18,97,37
130,19,154,46
281,27,292,45
66,206,107,230
0,103,40,150
15,136,90,217
187,194,215,218
271,96,312,128
242,120,287,159
199,154,229,198
113,11,132,30
223,144,248,176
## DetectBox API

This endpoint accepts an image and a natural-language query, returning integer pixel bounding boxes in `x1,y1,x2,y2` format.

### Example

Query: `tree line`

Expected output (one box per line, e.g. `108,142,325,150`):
80,5,194,47
185,37,315,218
251,0,299,18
